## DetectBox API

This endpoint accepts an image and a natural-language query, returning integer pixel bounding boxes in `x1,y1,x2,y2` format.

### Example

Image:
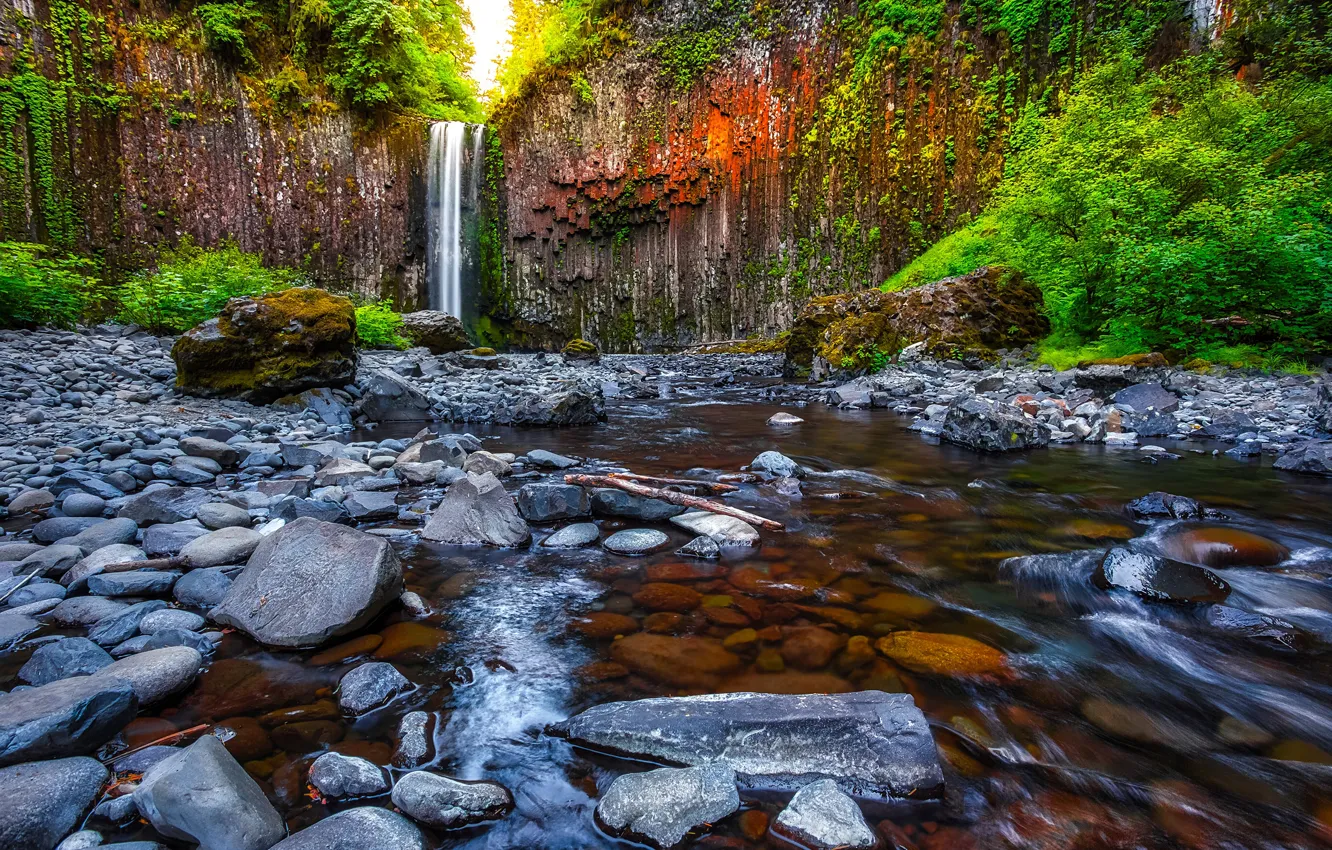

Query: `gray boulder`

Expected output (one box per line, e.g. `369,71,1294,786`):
1093,547,1230,604
91,647,203,707
338,662,412,715
88,601,168,646
211,517,403,648
180,527,262,568
32,517,101,544
196,502,252,530
751,450,804,478
268,808,424,850
142,522,208,557
772,779,877,849
180,437,240,467
591,489,685,521
550,691,943,799
174,568,234,609
61,544,146,593
516,484,591,522
44,596,129,628
941,397,1048,452
359,370,431,422
308,752,390,798
118,487,209,524
595,764,739,849
400,310,469,353
0,676,138,766
421,473,529,546
524,449,579,469
133,735,285,850
0,757,108,850
64,518,139,551
19,638,113,686
23,545,88,579
669,511,759,547
540,522,600,548
87,571,179,597
603,528,669,555
1112,382,1178,413
389,771,514,829
1273,441,1332,477
61,493,107,518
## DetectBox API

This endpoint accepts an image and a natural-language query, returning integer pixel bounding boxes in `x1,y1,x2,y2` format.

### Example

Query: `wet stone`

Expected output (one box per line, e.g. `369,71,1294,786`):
591,489,687,521
19,637,113,686
669,512,759,547
138,608,206,634
875,631,1009,678
516,483,591,522
524,449,579,469
118,487,209,525
393,710,434,768
90,646,204,707
677,535,721,559
87,600,168,646
87,570,180,597
0,757,108,850
196,501,253,530
338,662,412,715
1162,527,1289,568
1093,547,1231,604
772,779,877,850
390,771,515,829
268,807,426,850
604,528,670,555
595,763,740,850
541,522,600,548
173,567,234,609
179,526,263,568
0,676,138,766
751,450,804,478
421,472,530,547
1126,491,1205,520
309,752,389,798
1205,606,1307,652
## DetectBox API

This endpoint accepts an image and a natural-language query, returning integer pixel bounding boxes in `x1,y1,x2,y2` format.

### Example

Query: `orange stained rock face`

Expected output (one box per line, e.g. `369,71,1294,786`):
875,631,1010,678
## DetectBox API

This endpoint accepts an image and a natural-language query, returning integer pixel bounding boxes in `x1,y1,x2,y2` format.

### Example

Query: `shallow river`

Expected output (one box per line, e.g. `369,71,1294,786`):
15,383,1332,849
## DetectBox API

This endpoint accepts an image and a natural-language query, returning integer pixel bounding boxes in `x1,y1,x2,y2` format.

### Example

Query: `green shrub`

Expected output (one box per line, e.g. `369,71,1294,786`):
0,242,107,329
116,240,299,333
196,2,264,66
883,217,1000,292
354,301,409,348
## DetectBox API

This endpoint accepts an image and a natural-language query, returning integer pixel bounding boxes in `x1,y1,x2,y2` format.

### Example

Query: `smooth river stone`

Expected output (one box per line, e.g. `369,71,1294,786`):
540,522,600,548
596,763,739,849
603,529,669,555
772,779,877,849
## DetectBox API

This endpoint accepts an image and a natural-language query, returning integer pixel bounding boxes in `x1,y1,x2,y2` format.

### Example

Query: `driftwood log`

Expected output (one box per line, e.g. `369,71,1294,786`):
564,473,784,531
99,556,187,574
606,472,738,495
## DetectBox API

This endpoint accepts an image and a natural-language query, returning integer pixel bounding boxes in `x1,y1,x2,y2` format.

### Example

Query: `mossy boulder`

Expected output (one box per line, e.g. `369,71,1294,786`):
400,311,469,353
561,338,600,363
172,288,357,403
784,266,1049,378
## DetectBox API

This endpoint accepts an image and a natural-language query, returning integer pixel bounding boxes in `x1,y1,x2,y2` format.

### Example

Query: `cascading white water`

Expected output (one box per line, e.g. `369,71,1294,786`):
427,121,467,317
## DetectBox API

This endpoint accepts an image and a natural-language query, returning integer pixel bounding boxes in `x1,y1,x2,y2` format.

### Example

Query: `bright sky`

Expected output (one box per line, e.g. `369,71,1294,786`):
466,0,513,95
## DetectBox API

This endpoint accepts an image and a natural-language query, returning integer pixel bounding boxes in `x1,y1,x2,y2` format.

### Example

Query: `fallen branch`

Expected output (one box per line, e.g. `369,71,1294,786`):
101,556,187,574
607,472,738,494
102,723,210,765
565,474,784,531
0,564,43,604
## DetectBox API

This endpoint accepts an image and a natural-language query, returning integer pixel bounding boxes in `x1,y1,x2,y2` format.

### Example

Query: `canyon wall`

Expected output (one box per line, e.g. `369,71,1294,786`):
0,0,430,304
486,0,1205,350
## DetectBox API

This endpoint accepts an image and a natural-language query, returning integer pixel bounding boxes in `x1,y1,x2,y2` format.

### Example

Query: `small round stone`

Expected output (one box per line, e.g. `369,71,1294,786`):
603,528,669,556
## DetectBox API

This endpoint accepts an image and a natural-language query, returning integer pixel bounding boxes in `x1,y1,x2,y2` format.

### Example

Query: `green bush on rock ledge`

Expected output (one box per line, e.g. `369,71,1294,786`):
354,301,410,349
0,242,109,330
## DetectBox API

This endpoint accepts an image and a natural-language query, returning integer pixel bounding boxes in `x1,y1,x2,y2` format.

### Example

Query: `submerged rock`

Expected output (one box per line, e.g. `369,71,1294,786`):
604,528,670,555
421,473,530,546
389,771,514,829
669,511,759,546
1162,527,1289,568
0,757,108,850
874,631,1009,678
211,517,404,647
269,807,425,850
772,779,877,850
549,690,944,800
941,397,1048,452
1093,547,1230,604
595,763,739,849
1126,491,1204,520
609,634,741,687
172,287,357,402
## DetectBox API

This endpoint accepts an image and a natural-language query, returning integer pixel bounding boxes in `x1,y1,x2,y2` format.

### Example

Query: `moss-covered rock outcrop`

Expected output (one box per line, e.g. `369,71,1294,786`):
172,288,357,402
784,267,1048,378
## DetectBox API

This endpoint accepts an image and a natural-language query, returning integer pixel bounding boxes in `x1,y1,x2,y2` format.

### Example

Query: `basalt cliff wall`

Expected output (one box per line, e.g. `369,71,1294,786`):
0,0,430,304
486,0,1216,351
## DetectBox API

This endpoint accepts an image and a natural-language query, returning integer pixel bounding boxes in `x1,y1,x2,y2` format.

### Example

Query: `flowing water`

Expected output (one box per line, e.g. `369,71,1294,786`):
426,122,484,318
10,377,1332,849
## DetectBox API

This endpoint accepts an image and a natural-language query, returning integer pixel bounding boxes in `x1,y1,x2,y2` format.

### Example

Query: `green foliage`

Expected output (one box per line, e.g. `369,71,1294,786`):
116,240,300,333
494,0,631,103
1223,0,1332,78
884,216,999,291
196,2,264,66
353,300,409,347
571,72,594,105
653,27,731,89
841,344,894,372
0,242,106,329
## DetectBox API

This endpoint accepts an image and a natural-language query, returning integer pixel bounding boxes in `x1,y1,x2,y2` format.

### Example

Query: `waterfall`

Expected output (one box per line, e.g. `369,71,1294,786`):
426,121,485,318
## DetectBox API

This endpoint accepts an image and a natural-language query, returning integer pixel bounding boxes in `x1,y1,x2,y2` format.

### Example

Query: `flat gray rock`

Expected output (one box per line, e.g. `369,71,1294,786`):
64,518,141,552
591,489,686,520
550,691,944,800
338,662,412,715
61,544,146,592
88,601,168,646
669,511,759,546
91,647,203,707
179,527,262,568
44,596,129,628
19,638,114,686
268,807,424,850
118,487,209,525
133,735,285,850
0,757,108,850
0,676,138,766
24,545,88,579
211,517,403,648
87,570,180,597
139,609,206,634
196,502,252,530
540,522,600,548
772,779,877,849
308,752,389,798
389,770,514,829
595,763,739,849
142,521,208,557
524,449,579,469
603,528,669,555
421,472,529,547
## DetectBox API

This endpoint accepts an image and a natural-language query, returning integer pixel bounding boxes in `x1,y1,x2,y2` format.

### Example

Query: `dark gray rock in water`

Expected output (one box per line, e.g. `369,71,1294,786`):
0,676,138,766
342,489,399,522
32,517,101,545
308,752,390,798
595,763,739,850
400,311,469,353
550,691,944,800
211,517,404,648
133,734,285,850
540,522,600,548
0,610,40,649
0,757,108,850
389,771,514,829
524,449,579,469
19,638,113,686
591,489,686,521
507,386,605,427
1273,441,1332,477
1204,605,1307,652
173,567,234,609
603,528,670,556
1112,382,1178,413
421,473,529,547
6,580,66,608
772,779,876,850
1126,491,1204,520
87,601,168,646
118,487,209,525
751,450,804,478
338,662,412,715
676,535,721,559
90,647,203,706
941,397,1048,452
516,483,591,522
87,570,180,597
268,807,425,850
1093,547,1230,604
142,628,215,655
359,370,432,422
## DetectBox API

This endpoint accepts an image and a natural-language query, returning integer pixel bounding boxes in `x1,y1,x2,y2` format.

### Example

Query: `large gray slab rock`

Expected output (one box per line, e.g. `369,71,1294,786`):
211,517,403,648
1273,441,1332,477
751,450,804,478
595,764,739,850
669,511,759,546
308,752,389,798
591,488,685,520
772,779,877,849
180,527,262,568
61,544,146,592
550,691,943,800
118,487,209,524
133,734,285,850
940,397,1048,452
0,676,138,766
92,647,203,707
400,310,469,353
268,807,424,850
359,369,431,422
421,473,529,546
389,771,514,829
0,757,108,850
516,483,590,522
19,638,113,686
1112,382,1178,413
338,662,412,715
